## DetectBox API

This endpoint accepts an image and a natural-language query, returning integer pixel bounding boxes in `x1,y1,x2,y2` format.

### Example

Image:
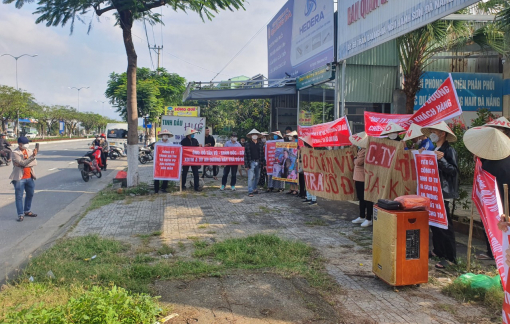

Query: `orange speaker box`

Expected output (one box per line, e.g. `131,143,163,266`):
372,207,429,286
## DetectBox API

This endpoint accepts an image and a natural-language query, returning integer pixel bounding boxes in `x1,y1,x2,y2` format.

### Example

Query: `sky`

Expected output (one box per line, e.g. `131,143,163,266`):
0,0,288,121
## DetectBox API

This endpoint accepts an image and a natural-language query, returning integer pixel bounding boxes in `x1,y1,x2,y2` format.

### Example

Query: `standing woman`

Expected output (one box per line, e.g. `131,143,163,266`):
286,131,299,196
300,136,317,206
350,132,373,227
267,131,284,192
99,133,108,171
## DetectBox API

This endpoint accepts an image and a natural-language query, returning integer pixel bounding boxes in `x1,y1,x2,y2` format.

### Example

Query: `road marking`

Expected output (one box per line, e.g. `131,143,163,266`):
68,162,75,165
48,168,57,171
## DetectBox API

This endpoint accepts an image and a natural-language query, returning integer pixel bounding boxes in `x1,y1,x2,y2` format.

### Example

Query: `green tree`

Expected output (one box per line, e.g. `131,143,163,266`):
5,0,246,186
0,85,34,133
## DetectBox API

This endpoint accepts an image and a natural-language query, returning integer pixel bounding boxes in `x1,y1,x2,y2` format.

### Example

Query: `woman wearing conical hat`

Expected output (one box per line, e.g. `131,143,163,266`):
349,132,373,227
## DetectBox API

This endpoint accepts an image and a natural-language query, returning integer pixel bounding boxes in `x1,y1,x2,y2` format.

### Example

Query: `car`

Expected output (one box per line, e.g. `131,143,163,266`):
25,132,37,139
6,130,15,138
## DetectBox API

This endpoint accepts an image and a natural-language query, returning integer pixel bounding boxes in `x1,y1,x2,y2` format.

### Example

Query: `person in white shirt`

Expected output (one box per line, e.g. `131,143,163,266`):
221,132,242,191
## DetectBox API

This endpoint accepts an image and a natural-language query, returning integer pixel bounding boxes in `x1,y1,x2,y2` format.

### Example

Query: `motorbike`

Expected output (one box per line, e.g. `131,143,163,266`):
109,143,127,160
0,149,10,167
138,142,154,164
76,149,102,182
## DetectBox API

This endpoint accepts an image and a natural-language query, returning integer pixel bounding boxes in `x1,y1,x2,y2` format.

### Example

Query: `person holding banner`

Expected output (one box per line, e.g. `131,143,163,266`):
267,131,285,193
220,132,242,191
154,129,173,194
300,136,317,206
349,132,373,227
181,128,202,192
380,122,404,141
421,122,459,268
245,129,265,197
286,131,299,196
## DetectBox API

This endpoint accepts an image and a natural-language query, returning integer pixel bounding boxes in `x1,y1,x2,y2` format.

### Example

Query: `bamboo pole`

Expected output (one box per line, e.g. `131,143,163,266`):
504,184,509,221
467,201,474,272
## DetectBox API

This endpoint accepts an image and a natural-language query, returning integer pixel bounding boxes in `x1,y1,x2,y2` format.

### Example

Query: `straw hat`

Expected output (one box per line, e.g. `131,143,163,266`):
403,123,424,141
349,132,368,149
463,127,510,160
299,135,313,146
157,129,173,137
380,122,405,136
421,121,457,143
484,116,510,130
184,128,198,136
261,132,269,136
288,130,298,137
271,131,283,139
247,129,261,136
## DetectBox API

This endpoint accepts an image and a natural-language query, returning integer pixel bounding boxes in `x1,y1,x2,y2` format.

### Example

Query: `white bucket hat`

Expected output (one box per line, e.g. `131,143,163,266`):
484,116,510,130
349,132,368,149
158,129,174,137
247,129,261,136
421,121,457,143
403,123,424,141
463,126,510,160
380,122,405,136
184,128,198,136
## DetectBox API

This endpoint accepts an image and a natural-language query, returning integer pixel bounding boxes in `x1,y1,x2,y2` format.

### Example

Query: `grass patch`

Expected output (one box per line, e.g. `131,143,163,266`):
305,219,328,227
156,245,175,256
178,242,185,250
197,224,209,229
442,281,503,315
193,240,208,249
136,231,162,245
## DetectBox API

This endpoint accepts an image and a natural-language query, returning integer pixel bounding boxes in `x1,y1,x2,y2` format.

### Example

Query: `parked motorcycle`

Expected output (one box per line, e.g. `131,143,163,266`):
138,142,154,164
76,150,102,182
109,143,127,160
0,149,10,167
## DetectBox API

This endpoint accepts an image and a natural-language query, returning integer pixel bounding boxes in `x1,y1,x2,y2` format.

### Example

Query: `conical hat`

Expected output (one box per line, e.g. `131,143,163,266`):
299,135,313,146
403,123,424,141
288,131,298,137
380,122,405,136
247,129,261,136
421,121,457,143
484,116,510,130
463,126,510,160
261,132,269,136
157,129,174,137
349,132,368,149
184,128,198,136
271,131,283,138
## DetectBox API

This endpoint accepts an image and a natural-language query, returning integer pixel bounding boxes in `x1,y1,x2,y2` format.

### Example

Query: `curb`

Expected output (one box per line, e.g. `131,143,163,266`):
36,139,92,145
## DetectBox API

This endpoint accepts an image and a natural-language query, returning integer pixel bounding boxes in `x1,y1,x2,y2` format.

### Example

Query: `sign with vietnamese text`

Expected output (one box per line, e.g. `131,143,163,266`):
153,144,182,181
296,65,335,90
272,142,299,183
298,116,352,147
182,147,244,166
166,106,200,117
161,116,206,146
265,140,284,175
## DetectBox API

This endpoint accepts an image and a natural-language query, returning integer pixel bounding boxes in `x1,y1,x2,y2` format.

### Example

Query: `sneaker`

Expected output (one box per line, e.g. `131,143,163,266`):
231,186,236,191
195,188,203,192
161,189,167,193
308,201,317,206
302,199,311,203
220,185,225,191
351,217,365,224
360,220,373,227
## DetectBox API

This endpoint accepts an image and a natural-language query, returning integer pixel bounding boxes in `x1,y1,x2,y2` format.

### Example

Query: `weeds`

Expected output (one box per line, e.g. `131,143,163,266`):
156,245,175,256
305,219,328,227
442,281,503,315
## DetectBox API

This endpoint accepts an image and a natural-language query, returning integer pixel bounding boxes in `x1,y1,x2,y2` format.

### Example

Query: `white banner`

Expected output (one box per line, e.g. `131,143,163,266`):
337,0,479,61
161,116,206,146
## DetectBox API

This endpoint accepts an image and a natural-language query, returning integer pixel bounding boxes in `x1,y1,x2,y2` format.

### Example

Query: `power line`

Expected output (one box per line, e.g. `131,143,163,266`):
160,7,164,69
143,18,155,70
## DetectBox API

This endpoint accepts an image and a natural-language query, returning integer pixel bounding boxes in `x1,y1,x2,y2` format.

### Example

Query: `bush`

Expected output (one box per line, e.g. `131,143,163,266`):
1,286,161,324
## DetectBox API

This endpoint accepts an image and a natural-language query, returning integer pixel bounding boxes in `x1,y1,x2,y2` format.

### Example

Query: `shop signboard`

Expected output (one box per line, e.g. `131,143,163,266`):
414,72,503,112
267,0,335,80
166,106,200,117
337,0,479,61
296,64,335,90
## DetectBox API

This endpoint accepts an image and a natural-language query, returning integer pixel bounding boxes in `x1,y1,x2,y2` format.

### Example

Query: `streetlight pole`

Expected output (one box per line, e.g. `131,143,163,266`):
69,86,89,136
95,100,109,133
1,53,38,137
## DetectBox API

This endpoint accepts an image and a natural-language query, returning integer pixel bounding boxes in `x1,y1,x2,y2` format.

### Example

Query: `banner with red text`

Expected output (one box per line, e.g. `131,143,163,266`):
413,151,448,229
364,137,417,203
298,117,352,147
182,147,244,166
153,144,182,181
365,75,462,137
265,140,283,175
301,147,357,201
271,142,299,183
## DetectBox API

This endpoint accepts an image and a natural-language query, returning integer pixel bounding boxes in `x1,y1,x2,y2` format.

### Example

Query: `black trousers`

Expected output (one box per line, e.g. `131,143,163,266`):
299,172,306,197
182,166,200,190
355,181,373,221
101,151,107,169
222,165,238,187
431,201,457,263
154,180,168,193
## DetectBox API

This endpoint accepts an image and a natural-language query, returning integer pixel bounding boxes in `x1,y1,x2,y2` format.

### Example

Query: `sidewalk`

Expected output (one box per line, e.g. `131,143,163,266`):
69,165,492,323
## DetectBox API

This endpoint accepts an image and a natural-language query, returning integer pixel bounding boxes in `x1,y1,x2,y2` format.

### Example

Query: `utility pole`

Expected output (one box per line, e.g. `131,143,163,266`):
149,45,163,71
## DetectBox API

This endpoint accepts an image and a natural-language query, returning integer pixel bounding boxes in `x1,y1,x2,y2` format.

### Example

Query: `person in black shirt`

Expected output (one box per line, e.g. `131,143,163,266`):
202,127,218,180
181,128,202,191
244,129,265,197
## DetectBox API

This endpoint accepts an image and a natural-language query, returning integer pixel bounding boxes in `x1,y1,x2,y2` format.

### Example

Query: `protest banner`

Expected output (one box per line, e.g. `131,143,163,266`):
153,144,182,181
161,116,206,146
265,140,283,175
301,147,357,201
413,151,448,229
364,137,416,203
272,142,299,183
182,147,244,166
298,117,352,148
365,74,462,137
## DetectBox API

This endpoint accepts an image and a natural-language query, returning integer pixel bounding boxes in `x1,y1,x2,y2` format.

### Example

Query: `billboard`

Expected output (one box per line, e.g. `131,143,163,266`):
161,116,206,146
414,72,503,112
166,106,200,117
337,0,480,61
267,0,335,80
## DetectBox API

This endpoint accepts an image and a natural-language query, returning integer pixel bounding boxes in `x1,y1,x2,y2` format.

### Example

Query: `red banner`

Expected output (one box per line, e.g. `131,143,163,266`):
265,140,283,175
365,74,462,137
153,144,182,181
182,147,244,166
414,152,448,229
298,117,351,147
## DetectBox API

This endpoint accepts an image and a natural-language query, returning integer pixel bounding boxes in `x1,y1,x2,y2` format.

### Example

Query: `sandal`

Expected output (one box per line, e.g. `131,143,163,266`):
291,190,298,196
286,191,293,195
278,189,285,193
24,212,37,217
435,260,453,269
476,253,494,260
17,215,24,222
266,188,274,193
248,193,254,197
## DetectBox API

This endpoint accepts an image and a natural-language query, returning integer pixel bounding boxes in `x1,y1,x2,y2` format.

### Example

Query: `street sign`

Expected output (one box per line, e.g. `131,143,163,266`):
296,65,335,90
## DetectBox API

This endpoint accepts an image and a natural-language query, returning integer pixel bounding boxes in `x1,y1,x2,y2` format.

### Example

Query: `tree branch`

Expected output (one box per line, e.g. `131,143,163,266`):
94,4,116,16
142,0,166,11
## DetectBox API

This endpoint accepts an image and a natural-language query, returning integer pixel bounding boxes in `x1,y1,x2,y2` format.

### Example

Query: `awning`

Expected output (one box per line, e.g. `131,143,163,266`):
18,118,38,123
184,85,296,101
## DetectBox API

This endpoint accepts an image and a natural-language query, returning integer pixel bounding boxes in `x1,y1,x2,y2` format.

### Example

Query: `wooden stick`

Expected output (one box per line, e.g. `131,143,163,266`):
505,184,509,219
467,201,474,273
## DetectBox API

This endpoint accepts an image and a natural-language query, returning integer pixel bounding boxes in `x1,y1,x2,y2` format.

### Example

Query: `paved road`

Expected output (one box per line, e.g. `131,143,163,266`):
0,140,127,282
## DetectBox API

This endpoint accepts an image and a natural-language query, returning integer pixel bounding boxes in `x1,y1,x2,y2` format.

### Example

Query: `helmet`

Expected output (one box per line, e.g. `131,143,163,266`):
100,133,106,138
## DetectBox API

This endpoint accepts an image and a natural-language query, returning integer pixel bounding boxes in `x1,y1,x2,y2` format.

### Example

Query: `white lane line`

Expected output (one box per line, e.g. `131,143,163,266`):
68,162,75,165
48,168,57,171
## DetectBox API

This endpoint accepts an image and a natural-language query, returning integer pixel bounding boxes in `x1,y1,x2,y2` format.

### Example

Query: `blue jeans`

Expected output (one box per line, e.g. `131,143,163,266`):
306,190,317,202
247,161,261,194
12,178,35,216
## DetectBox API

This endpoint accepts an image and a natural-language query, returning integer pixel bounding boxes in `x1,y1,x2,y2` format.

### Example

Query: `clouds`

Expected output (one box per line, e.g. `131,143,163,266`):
0,0,287,120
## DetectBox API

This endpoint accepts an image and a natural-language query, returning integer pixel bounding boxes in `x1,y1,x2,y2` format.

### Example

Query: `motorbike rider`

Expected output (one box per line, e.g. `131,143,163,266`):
153,129,173,193
0,133,12,165
93,134,101,147
99,133,108,171
92,146,104,169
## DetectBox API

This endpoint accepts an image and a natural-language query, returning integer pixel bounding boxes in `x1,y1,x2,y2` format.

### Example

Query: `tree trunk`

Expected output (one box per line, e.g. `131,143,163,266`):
120,10,139,187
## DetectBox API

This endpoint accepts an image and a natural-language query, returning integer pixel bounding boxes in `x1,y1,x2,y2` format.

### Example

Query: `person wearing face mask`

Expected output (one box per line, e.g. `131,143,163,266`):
221,132,242,191
284,126,293,142
153,129,173,194
349,132,373,226
286,131,300,196
244,129,265,197
258,132,270,188
379,122,405,141
267,131,285,193
403,123,434,151
202,127,218,180
421,121,459,269
181,128,202,191
10,136,38,222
